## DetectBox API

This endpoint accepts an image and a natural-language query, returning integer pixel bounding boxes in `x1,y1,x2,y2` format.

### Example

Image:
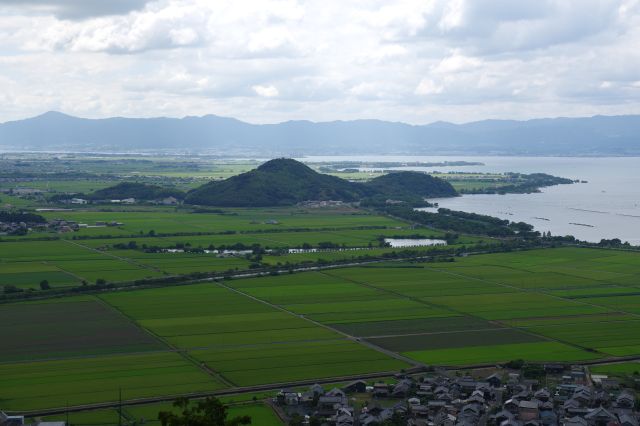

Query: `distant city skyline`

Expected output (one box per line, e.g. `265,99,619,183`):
0,0,639,124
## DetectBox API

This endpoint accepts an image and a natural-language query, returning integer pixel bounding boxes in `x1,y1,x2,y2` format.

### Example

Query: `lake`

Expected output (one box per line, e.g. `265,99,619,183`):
384,238,447,248
302,156,640,244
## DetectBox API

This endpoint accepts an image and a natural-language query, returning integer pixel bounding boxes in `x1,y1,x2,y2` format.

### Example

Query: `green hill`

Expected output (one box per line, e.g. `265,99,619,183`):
185,159,366,207
365,171,458,198
184,158,456,207
89,182,185,201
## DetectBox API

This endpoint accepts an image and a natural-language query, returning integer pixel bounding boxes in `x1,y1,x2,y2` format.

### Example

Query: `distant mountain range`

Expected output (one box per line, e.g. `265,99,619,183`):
1,111,639,155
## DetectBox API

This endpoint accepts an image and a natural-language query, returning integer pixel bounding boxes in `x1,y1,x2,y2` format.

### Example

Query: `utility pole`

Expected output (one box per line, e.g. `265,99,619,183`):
118,388,122,426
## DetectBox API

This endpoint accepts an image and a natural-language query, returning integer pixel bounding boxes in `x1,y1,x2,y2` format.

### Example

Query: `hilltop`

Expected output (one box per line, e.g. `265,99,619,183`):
184,159,456,207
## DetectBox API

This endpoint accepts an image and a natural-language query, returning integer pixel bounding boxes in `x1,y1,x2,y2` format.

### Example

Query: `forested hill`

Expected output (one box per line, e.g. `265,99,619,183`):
88,182,185,201
184,159,366,206
184,159,457,207
365,172,458,198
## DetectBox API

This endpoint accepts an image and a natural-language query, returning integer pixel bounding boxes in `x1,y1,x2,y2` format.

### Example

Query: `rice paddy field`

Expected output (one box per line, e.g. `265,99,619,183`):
226,247,640,367
2,236,640,414
40,402,283,426
1,206,480,289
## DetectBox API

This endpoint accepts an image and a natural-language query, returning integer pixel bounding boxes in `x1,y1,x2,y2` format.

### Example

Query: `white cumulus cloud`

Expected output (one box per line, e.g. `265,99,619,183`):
252,85,279,98
0,0,638,123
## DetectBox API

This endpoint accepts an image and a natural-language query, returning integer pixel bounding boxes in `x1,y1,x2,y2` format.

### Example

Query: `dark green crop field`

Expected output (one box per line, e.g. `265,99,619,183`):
0,298,162,362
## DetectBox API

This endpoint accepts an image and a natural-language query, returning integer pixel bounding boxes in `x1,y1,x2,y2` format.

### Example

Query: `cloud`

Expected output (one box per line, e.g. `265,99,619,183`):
0,0,639,124
415,79,444,96
415,0,633,55
252,85,279,98
0,0,152,20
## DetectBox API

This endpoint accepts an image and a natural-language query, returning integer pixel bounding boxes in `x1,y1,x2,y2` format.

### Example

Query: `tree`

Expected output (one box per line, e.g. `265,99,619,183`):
288,414,304,426
309,416,322,426
158,397,251,426
95,278,107,286
3,285,22,294
39,280,51,290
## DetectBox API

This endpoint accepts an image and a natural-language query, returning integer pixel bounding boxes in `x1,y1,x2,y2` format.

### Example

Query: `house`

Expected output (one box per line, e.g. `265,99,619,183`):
487,373,503,388
325,388,346,398
584,406,617,426
392,379,413,397
573,387,593,405
0,411,24,426
619,414,639,426
276,389,300,405
563,399,583,413
499,419,522,426
408,397,421,406
534,389,551,402
335,412,354,426
600,378,620,390
460,403,481,418
432,410,456,426
544,364,566,375
564,416,588,426
428,400,447,413
342,380,366,393
518,400,539,421
373,382,390,398
615,390,636,409
317,395,346,410
539,410,558,426
505,398,520,413
493,409,516,424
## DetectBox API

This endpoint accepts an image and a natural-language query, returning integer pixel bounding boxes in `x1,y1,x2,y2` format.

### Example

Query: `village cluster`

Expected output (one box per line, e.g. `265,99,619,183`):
0,217,124,236
274,365,639,426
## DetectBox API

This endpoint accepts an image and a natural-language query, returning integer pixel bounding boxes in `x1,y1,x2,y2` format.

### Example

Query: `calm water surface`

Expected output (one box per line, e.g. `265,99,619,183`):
303,156,640,244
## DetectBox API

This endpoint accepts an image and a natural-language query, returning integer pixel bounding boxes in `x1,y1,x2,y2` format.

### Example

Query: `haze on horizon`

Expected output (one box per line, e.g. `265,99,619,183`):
1,0,639,125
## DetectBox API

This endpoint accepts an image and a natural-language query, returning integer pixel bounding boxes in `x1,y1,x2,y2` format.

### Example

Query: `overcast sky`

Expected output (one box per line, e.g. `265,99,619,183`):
0,0,639,124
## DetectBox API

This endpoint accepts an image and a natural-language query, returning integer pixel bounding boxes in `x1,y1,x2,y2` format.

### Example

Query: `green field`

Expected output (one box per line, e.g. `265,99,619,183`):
40,402,283,426
226,247,640,366
1,206,454,287
1,352,224,411
2,204,640,414
100,283,408,386
0,298,162,362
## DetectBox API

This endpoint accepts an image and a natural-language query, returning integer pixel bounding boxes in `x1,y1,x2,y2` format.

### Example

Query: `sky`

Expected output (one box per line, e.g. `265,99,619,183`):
0,0,639,124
